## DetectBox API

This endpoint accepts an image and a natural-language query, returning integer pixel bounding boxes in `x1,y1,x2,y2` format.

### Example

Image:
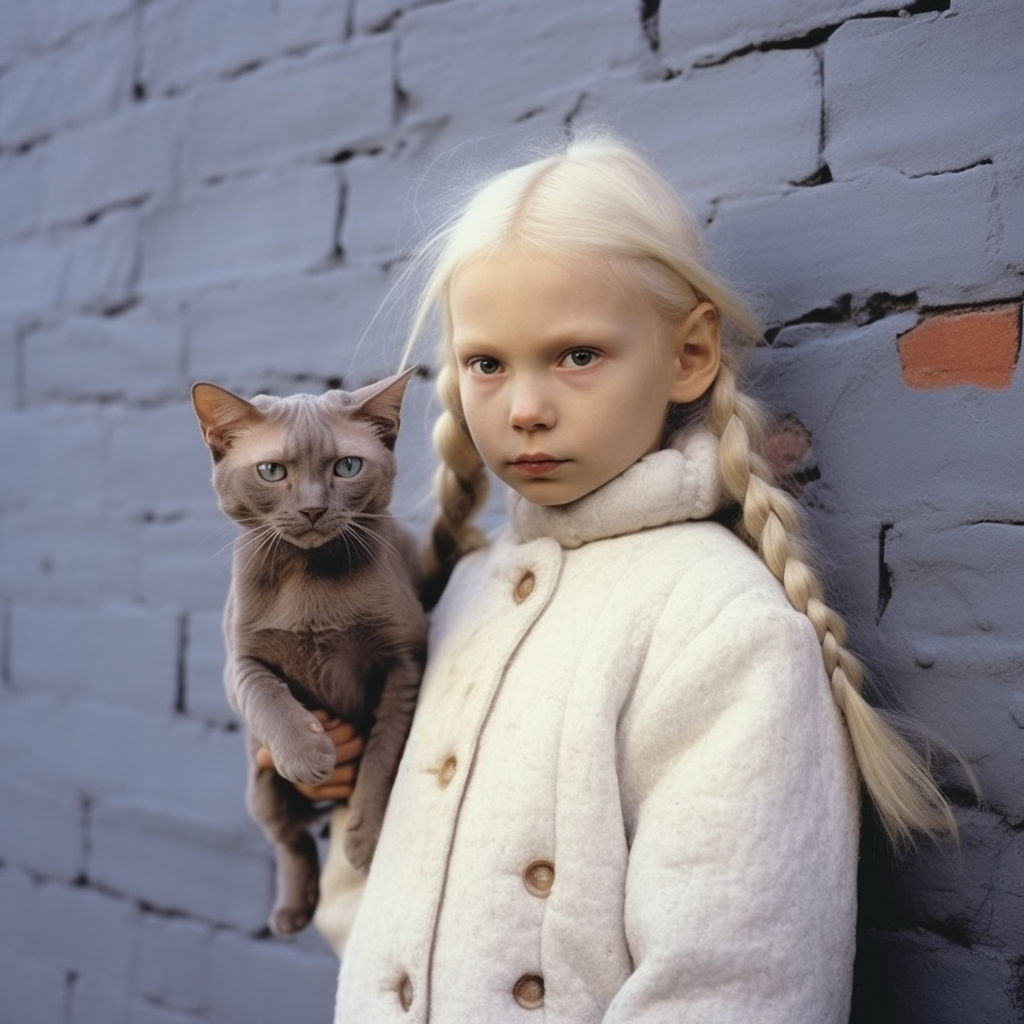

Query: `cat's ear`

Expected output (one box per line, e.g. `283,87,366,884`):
348,367,418,450
191,382,265,458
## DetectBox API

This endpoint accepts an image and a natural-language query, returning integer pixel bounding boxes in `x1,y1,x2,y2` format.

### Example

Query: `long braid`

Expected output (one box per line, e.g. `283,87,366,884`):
421,363,490,608
707,358,958,847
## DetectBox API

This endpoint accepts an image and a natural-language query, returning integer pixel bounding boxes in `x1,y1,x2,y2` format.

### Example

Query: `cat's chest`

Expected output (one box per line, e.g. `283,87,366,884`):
249,572,355,632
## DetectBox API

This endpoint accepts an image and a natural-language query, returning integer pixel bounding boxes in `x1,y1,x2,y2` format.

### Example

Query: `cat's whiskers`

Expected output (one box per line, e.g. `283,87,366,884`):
344,514,401,564
237,523,285,573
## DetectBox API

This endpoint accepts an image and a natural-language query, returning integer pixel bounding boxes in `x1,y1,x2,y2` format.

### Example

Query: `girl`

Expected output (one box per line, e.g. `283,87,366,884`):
317,135,957,1023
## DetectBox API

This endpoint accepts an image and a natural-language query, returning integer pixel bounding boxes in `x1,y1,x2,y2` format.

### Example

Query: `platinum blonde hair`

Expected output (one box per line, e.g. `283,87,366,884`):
404,133,959,846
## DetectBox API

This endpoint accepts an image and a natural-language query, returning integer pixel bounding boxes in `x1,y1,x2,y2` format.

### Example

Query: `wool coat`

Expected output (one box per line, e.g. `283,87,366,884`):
331,431,859,1024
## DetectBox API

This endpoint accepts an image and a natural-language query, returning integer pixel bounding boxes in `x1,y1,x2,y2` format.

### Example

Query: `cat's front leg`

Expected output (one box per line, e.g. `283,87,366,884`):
344,652,422,868
230,656,336,786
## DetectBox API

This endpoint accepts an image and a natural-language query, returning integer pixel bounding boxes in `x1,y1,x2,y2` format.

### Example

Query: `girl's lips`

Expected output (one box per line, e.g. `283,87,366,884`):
512,455,566,477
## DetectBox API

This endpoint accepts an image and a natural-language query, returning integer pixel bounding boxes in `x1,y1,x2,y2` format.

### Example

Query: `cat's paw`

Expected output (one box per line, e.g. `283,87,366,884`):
270,721,336,786
268,888,318,937
342,810,380,870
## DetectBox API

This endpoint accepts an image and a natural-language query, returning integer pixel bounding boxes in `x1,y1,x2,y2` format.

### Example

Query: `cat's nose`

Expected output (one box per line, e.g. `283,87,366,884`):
300,507,327,525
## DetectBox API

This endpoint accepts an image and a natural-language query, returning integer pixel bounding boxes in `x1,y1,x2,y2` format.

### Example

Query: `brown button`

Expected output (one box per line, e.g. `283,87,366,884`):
438,755,458,786
513,570,536,603
522,859,554,898
512,974,544,1009
397,974,413,1011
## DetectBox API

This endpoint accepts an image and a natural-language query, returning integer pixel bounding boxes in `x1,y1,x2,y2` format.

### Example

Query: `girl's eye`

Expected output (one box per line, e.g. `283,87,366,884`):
468,356,502,376
334,457,363,478
562,349,598,368
256,462,287,482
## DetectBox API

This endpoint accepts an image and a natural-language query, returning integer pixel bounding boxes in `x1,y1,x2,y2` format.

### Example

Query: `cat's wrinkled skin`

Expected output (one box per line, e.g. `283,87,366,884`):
191,369,426,937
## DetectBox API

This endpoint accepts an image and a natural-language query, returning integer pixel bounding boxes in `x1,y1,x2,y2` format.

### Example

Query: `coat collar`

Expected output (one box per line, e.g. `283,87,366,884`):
508,428,725,550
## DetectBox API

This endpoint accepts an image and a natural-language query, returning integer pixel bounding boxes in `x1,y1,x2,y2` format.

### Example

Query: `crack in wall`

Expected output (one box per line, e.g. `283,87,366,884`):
876,522,894,624
691,0,952,71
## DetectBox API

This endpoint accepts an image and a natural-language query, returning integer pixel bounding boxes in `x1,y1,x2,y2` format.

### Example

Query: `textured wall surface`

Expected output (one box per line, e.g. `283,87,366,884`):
1,1,1022,1022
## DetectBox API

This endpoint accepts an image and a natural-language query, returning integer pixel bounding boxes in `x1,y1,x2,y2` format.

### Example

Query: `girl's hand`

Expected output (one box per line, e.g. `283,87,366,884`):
255,709,364,802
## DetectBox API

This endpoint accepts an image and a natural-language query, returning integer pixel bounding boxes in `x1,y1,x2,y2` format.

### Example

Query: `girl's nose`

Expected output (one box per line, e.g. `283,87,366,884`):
508,379,555,432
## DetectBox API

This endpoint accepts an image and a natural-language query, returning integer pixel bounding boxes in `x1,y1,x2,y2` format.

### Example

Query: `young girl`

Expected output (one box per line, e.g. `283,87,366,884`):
313,135,957,1023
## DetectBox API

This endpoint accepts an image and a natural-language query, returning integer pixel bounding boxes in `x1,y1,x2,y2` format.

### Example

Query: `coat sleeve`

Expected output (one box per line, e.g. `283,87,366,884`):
602,586,859,1024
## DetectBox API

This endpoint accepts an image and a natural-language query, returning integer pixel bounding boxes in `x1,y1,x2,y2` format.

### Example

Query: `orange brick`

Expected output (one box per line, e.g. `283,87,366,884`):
897,305,1021,390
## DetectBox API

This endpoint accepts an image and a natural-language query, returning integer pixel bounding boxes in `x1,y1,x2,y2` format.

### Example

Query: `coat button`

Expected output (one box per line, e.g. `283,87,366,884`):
397,974,413,1011
513,570,536,603
522,859,554,898
512,974,544,1009
438,755,458,786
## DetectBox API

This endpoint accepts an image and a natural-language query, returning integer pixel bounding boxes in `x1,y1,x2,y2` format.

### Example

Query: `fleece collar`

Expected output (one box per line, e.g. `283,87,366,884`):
508,428,724,549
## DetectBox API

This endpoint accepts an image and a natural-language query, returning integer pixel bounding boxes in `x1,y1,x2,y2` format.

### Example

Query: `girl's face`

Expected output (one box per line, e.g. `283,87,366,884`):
449,249,720,506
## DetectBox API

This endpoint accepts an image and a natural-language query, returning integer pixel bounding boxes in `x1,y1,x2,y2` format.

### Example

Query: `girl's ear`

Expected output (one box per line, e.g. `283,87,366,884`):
668,301,721,404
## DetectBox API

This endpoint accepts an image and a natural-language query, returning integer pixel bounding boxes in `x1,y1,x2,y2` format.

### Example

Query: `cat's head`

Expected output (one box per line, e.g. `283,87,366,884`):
191,369,415,551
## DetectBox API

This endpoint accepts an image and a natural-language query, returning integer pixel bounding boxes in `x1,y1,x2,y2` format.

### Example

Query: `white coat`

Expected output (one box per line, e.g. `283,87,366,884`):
331,430,859,1024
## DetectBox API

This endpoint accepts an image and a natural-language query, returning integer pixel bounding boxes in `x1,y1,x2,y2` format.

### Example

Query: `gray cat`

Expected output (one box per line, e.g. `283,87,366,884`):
191,369,426,936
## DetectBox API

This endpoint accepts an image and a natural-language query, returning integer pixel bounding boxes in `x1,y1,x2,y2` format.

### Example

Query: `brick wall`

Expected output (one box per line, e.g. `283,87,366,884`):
0,1,1021,1022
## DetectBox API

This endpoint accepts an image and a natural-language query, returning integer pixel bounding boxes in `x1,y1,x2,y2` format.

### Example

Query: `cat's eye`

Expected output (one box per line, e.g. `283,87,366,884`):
256,462,287,482
334,457,363,478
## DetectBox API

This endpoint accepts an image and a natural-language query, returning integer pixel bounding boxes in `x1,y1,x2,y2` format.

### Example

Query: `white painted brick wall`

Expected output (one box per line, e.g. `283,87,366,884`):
3,1,1023,1021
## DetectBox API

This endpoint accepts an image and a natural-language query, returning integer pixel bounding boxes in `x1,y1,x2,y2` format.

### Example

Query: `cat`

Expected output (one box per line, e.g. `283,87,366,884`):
190,368,426,936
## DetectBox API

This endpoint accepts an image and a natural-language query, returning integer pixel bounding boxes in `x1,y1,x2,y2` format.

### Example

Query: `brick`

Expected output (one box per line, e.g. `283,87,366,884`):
865,808,1024,954
897,305,1021,391
134,914,215,1013
0,0,134,64
107,403,216,513
0,233,67,315
994,141,1024,270
0,689,247,818
0,514,138,604
141,0,348,96
181,40,393,183
0,148,45,242
852,928,1014,1024
340,153,427,261
62,208,141,312
706,166,1003,325
882,521,1024,642
885,640,1023,821
11,602,179,712
24,305,185,404
184,268,392,390
140,168,342,293
0,408,107,513
0,212,141,317
0,867,140,985
659,0,892,71
0,319,21,410
825,2,1024,178
69,978,207,1024
397,0,639,134
0,777,85,881
0,16,135,147
746,317,1024,521
89,798,272,931
0,948,68,1024
37,99,182,227
137,513,234,613
577,50,821,201
207,928,337,1023
183,611,234,725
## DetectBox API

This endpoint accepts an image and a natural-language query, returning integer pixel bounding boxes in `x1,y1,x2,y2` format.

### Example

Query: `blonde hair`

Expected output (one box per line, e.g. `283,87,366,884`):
404,133,959,847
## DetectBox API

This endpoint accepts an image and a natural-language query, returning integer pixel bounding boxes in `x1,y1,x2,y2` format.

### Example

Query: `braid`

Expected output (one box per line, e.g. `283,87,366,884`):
707,359,958,847
421,364,490,608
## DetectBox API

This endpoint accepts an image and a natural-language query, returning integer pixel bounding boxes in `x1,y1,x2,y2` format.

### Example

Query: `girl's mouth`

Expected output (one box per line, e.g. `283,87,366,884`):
512,455,566,477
